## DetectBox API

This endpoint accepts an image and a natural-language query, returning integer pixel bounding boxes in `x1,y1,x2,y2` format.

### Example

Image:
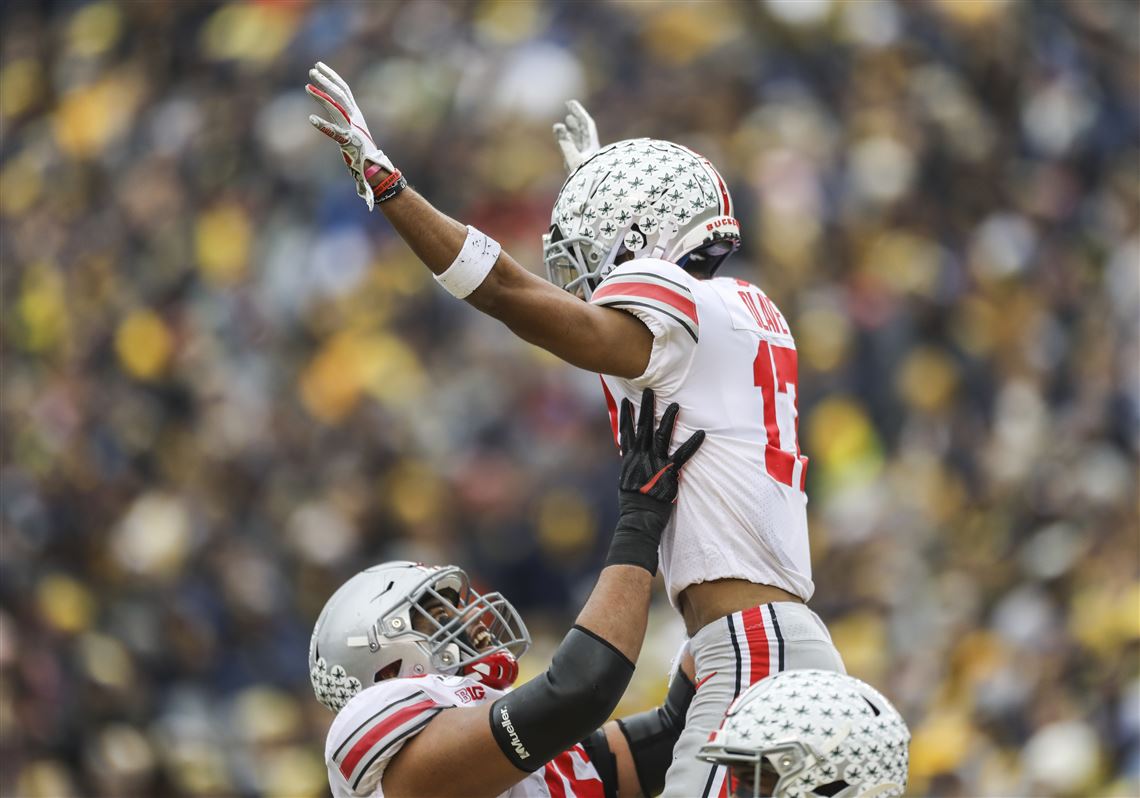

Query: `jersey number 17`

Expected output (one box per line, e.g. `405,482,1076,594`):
752,340,808,491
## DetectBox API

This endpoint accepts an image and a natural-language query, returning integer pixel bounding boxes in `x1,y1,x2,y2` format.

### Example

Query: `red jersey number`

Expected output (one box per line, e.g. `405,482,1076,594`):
752,340,808,491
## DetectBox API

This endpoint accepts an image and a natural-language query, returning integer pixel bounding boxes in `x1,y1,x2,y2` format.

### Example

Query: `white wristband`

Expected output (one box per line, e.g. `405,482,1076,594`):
434,225,501,299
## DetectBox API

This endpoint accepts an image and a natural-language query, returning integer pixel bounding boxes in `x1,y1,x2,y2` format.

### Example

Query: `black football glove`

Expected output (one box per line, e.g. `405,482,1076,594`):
606,389,705,575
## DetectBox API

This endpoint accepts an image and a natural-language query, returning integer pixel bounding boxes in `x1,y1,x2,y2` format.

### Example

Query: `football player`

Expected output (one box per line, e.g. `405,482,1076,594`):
311,391,704,798
698,670,910,798
307,63,846,797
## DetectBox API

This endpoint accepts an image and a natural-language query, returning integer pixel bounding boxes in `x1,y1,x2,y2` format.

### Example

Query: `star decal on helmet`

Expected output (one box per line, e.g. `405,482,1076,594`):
698,670,910,798
543,138,740,296
311,656,364,712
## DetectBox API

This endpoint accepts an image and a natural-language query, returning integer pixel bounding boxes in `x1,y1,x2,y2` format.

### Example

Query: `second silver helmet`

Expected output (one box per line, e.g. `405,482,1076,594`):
309,561,530,712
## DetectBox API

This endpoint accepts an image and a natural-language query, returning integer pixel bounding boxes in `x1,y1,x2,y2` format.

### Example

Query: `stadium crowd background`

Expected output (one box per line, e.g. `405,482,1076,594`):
1,1,1137,796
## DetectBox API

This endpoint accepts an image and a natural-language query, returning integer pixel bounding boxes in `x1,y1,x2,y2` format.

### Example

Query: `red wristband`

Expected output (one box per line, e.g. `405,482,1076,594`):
372,169,403,196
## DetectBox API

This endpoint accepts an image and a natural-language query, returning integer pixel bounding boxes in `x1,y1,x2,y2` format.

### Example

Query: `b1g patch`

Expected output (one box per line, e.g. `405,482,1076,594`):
454,684,486,704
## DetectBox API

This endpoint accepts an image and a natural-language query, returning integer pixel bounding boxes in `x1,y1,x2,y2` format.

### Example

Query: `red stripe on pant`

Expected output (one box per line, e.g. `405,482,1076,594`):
741,606,771,686
706,608,778,798
716,609,772,797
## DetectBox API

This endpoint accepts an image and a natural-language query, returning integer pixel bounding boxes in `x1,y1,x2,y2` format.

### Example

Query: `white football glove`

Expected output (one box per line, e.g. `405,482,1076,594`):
306,61,397,211
552,100,600,174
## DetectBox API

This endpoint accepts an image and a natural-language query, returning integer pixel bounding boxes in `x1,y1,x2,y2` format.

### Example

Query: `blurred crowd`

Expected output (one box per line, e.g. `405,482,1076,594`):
1,0,1137,796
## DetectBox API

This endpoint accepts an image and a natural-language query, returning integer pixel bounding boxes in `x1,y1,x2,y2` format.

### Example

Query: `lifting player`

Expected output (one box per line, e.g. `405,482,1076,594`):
311,392,703,797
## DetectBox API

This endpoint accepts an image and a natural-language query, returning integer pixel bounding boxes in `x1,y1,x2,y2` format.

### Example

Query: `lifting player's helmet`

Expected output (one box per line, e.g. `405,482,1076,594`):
699,669,910,798
543,138,741,299
309,561,530,712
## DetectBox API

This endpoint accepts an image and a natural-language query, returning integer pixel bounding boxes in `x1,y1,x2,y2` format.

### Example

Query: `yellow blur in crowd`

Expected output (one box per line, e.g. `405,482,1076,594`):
1,1,1137,797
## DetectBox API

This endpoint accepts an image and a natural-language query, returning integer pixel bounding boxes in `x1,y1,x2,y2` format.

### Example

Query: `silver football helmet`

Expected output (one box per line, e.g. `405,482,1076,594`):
309,561,530,712
543,138,741,299
699,669,910,798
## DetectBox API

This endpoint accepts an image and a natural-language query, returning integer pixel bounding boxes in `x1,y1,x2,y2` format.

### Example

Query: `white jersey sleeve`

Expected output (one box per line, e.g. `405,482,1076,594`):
590,258,700,395
325,678,448,797
325,674,607,798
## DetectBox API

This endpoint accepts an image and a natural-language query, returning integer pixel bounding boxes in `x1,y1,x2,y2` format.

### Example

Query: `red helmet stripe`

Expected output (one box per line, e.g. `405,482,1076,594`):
713,167,731,217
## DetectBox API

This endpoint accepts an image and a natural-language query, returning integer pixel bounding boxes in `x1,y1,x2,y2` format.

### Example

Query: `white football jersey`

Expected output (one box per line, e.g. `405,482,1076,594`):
592,258,813,606
325,673,605,798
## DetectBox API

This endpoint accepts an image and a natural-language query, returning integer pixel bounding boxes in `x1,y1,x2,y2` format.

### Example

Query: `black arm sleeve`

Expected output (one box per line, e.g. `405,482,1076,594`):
581,728,618,798
616,666,696,797
489,625,635,773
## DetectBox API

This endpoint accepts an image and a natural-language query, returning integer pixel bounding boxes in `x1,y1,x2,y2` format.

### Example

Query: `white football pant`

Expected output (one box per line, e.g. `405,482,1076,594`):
661,602,846,798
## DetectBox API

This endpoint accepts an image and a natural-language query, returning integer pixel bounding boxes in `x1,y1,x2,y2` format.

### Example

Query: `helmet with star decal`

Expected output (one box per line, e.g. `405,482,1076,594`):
698,669,910,798
543,138,741,299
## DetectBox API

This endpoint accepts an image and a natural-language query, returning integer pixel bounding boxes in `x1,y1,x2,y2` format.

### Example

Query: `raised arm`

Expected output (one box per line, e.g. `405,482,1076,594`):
379,391,703,798
377,189,653,377
305,63,652,379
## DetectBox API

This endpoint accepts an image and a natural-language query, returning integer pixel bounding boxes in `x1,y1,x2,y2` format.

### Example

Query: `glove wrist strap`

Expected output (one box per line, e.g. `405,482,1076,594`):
434,225,501,299
604,493,671,575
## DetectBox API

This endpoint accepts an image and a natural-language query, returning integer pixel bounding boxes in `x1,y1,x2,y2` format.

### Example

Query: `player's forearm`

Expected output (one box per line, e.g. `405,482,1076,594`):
471,264,634,374
376,185,650,377
614,664,695,797
377,188,469,274
482,566,650,772
377,190,575,341
574,564,652,664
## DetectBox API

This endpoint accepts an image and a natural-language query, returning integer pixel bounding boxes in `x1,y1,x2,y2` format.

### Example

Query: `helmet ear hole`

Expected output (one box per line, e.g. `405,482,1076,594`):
375,659,403,682
813,780,850,797
681,238,736,278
